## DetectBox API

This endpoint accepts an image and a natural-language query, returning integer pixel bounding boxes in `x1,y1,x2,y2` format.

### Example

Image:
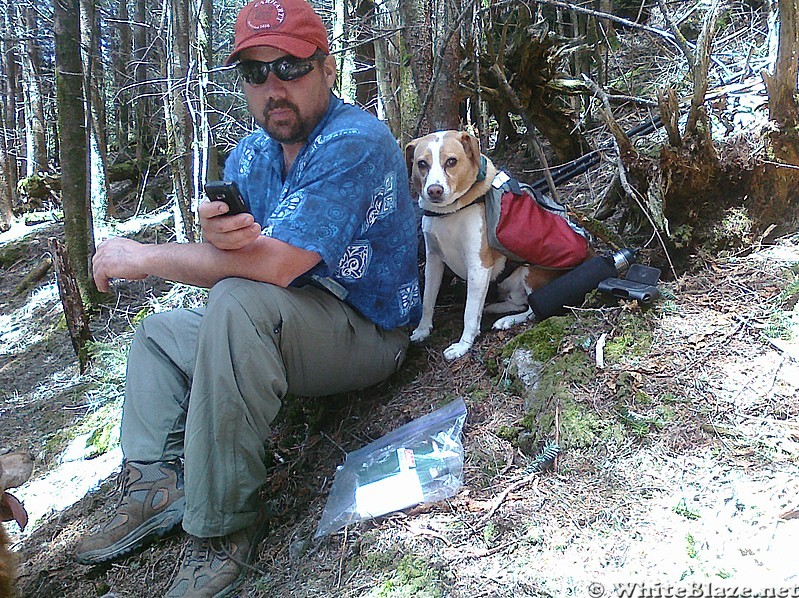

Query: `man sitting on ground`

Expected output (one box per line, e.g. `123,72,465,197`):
75,0,421,595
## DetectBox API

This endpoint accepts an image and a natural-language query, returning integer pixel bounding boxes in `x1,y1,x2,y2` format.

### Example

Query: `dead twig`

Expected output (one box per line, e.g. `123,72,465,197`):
335,526,348,588
478,471,540,524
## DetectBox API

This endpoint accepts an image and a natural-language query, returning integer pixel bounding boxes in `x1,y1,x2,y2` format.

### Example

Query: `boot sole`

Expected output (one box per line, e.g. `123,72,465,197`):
75,497,186,565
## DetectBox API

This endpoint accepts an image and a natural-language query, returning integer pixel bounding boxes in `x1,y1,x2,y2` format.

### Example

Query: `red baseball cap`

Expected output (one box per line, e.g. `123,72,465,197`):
226,0,330,65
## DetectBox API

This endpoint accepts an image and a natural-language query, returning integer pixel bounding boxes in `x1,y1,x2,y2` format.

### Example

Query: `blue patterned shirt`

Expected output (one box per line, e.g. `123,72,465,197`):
223,94,421,330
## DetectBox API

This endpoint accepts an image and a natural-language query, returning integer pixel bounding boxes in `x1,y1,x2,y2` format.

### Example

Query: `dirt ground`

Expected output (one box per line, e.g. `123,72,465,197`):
3,6,799,594
2,207,799,598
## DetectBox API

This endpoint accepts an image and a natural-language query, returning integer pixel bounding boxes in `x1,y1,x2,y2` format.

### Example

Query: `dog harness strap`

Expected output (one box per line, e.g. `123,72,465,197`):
476,155,487,182
422,195,486,218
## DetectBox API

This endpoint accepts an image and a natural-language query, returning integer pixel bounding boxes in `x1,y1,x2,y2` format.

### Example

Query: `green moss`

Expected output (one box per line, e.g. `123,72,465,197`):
501,316,572,362
672,224,694,249
483,521,499,546
468,387,489,402
710,206,753,251
778,272,799,306
603,313,654,362
686,533,698,558
131,306,152,327
521,352,602,448
41,398,122,463
675,501,701,521
559,396,603,447
0,240,26,268
495,425,521,441
361,546,402,573
600,422,628,443
375,555,443,598
85,403,122,457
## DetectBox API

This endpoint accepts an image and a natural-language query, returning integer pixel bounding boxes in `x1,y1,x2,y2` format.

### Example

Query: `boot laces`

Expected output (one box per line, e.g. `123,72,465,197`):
114,466,132,507
184,536,212,568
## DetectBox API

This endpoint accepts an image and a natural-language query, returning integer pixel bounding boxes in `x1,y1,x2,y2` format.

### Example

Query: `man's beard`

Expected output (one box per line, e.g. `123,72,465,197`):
262,99,309,145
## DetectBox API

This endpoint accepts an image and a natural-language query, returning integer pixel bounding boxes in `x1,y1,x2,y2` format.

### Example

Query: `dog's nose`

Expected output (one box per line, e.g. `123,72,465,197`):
426,184,444,201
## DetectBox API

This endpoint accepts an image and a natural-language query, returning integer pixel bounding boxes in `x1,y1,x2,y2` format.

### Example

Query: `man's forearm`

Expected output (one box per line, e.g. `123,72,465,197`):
93,236,321,292
137,241,239,288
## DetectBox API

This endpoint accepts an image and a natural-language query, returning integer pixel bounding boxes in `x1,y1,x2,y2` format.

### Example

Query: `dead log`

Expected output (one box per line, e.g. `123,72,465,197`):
50,238,93,373
13,255,53,296
17,162,141,201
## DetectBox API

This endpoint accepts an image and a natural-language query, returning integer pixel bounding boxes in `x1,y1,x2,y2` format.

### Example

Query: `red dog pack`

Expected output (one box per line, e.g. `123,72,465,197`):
485,171,589,268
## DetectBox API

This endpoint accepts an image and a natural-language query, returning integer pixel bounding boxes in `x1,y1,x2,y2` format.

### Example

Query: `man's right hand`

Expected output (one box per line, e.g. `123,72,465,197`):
199,199,262,250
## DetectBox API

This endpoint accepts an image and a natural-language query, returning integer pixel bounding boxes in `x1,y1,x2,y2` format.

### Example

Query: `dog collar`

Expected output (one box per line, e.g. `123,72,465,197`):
423,195,485,217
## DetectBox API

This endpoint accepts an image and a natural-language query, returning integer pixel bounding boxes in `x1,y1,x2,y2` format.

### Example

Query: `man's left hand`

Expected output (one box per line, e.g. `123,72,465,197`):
92,237,150,292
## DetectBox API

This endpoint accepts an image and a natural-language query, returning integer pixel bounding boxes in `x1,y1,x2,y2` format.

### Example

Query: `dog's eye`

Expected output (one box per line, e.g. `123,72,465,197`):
445,157,457,168
417,160,429,171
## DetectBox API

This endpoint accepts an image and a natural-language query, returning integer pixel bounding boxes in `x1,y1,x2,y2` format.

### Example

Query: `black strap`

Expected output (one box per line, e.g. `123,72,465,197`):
423,195,486,217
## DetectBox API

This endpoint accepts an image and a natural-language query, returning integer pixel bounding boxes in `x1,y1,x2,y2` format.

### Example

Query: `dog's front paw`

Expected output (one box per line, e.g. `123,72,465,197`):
492,309,534,331
410,326,432,343
443,341,472,360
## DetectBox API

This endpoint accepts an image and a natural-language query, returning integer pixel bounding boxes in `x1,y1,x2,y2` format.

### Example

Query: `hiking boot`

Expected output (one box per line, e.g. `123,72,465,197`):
164,515,267,598
74,459,185,565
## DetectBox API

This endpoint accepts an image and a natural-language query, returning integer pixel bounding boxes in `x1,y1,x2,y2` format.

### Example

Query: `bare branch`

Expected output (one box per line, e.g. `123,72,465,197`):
489,62,561,202
657,0,694,64
583,75,677,279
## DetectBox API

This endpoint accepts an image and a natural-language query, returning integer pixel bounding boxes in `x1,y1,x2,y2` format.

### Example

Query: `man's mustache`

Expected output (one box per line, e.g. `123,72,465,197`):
264,99,299,118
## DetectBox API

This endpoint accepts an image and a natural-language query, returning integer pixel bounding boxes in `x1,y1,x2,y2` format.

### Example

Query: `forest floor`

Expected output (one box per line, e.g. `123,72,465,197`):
2,190,799,598
3,7,799,596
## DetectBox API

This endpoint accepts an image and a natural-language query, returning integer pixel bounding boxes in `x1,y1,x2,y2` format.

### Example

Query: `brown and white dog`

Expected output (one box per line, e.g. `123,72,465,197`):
0,452,33,598
406,130,570,360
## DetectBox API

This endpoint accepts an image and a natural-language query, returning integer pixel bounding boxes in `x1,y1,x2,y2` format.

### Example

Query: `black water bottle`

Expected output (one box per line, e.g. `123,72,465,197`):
528,248,637,320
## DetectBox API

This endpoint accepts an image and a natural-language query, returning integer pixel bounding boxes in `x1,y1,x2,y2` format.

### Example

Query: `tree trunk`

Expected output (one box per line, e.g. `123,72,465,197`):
429,0,460,130
133,0,152,171
189,0,218,229
750,0,799,231
400,0,434,135
80,0,112,231
114,0,132,155
53,0,98,304
373,0,403,137
353,0,378,114
1,7,20,201
20,5,48,175
162,0,196,243
0,117,14,230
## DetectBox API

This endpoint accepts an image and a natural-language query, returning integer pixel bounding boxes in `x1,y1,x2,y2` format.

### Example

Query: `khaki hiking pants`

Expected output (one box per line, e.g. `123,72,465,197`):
120,277,409,538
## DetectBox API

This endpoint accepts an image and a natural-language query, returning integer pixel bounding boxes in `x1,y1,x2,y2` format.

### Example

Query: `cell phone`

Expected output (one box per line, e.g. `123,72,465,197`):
204,180,249,215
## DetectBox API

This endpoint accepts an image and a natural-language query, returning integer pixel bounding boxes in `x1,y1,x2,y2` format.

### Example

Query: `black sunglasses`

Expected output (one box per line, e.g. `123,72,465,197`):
236,52,325,85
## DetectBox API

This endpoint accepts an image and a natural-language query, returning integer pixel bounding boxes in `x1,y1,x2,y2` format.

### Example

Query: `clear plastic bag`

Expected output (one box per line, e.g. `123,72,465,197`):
315,398,467,538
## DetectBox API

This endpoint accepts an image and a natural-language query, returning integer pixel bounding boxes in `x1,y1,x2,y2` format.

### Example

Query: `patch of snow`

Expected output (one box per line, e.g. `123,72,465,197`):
15,444,122,537
0,282,61,355
0,218,59,245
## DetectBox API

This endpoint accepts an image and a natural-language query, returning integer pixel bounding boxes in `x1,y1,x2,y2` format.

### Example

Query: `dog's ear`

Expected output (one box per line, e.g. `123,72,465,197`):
404,141,418,180
458,132,481,165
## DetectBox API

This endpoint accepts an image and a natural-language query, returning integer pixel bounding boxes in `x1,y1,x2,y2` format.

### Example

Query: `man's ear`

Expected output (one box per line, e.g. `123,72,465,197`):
322,54,337,87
